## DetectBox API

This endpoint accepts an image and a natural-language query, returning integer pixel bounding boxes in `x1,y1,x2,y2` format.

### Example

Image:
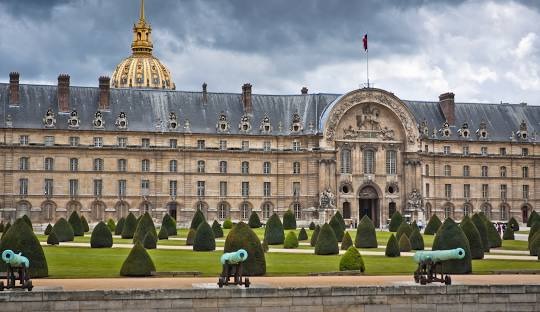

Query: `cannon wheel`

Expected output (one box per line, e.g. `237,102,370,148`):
413,272,420,284
419,276,427,285
244,278,250,288
444,275,451,285
217,277,224,288
0,281,4,291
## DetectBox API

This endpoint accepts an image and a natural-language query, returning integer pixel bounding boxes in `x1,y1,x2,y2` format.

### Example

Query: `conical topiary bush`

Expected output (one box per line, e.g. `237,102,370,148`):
121,212,137,239
339,247,365,272
107,219,116,232
265,213,285,245
459,216,484,259
529,222,540,250
21,215,32,229
409,229,424,250
132,212,157,245
315,223,339,255
480,213,501,248
0,218,48,277
283,231,299,249
248,211,262,228
471,213,490,252
310,225,320,247
385,234,400,257
411,221,419,233
44,223,53,235
158,226,169,240
527,210,539,227
432,218,472,274
143,231,157,249
502,225,514,240
508,217,519,232
47,229,59,246
283,210,297,230
115,217,125,236
224,221,266,275
190,209,206,230
388,211,403,232
354,215,377,248
212,220,224,238
68,211,84,236
193,222,216,251
120,243,156,276
186,228,196,246
329,212,345,242
399,234,411,252
81,215,90,232
341,231,353,250
396,222,412,241
52,218,74,242
0,221,4,233
90,221,113,248
424,214,442,235
298,227,308,241
529,232,540,256
161,214,177,236
2,222,11,239
309,222,316,230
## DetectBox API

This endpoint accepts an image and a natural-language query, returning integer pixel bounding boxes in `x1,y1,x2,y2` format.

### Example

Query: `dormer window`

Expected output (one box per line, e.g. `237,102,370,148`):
238,114,252,133
290,112,303,133
516,120,528,140
168,112,178,130
476,121,488,139
419,120,429,138
259,115,272,134
216,112,230,133
439,121,451,137
68,110,80,129
43,109,56,128
93,111,105,129
458,122,469,138
115,112,128,130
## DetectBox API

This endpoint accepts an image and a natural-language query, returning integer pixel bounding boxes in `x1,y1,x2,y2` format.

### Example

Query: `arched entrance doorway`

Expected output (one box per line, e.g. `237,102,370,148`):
358,186,379,227
522,205,530,223
167,202,178,220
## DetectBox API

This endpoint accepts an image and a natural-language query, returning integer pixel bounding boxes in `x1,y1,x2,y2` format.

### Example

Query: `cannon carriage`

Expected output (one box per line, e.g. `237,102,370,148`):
0,250,33,291
217,249,250,288
412,248,465,285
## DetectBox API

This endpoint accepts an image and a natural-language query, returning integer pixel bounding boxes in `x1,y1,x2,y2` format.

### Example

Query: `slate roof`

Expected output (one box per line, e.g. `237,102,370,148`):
0,83,538,142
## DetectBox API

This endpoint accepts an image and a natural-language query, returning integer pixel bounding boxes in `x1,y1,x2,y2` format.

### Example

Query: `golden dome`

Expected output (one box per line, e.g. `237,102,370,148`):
111,0,175,90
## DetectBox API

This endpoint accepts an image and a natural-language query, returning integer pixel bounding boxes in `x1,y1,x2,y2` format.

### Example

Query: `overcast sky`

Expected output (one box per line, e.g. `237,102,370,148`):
1,0,540,104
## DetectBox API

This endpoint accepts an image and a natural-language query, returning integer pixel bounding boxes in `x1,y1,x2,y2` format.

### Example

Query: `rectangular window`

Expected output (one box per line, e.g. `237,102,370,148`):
464,184,470,199
481,166,488,177
142,159,150,172
463,166,470,177
293,162,301,174
19,157,29,170
264,182,271,197
118,159,127,172
93,137,103,148
141,138,150,148
118,180,127,198
523,185,530,199
94,179,103,197
499,147,506,156
69,179,78,197
219,140,227,150
424,145,429,153
69,136,79,147
45,179,54,197
241,141,249,151
293,182,301,197
44,136,55,146
481,146,488,156
425,183,430,198
242,182,250,197
19,135,29,145
263,162,271,175
19,178,28,196
523,166,529,178
169,160,177,172
197,181,205,197
444,184,452,199
241,161,249,174
219,161,227,173
118,137,127,148
94,159,104,171
292,141,301,151
169,180,177,197
443,146,450,155
197,140,205,150
141,180,150,196
482,184,489,199
219,181,227,197
197,160,205,173
444,165,451,176
44,158,54,171
500,184,507,200
169,139,177,148
263,141,271,152
363,150,375,174
386,150,397,174
462,146,469,156
522,148,529,156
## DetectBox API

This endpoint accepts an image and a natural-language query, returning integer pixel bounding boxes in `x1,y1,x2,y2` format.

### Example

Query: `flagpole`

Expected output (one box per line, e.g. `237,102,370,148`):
366,45,369,88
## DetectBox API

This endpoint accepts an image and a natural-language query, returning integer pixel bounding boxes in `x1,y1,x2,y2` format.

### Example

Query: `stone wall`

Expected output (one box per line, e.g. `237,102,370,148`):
1,284,539,311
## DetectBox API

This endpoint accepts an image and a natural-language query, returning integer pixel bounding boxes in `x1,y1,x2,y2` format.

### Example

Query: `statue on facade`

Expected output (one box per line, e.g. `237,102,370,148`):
319,189,336,210
406,189,423,212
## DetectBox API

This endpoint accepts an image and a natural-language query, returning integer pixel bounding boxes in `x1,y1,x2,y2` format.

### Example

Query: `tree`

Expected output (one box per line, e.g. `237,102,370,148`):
283,231,299,249
409,229,424,250
341,231,353,250
480,213,501,248
90,221,113,248
471,213,490,252
248,211,262,228
132,212,157,245
212,220,224,238
508,217,519,232
47,230,59,246
115,217,125,236
329,212,346,242
459,216,484,259
432,218,472,274
0,218,48,277
143,231,157,249
264,213,285,245
388,211,403,232
121,212,137,239
310,225,320,247
529,232,540,256
385,234,400,257
186,228,196,246
283,210,297,230
190,209,206,230
309,222,316,230
223,218,233,229
193,222,216,251
44,223,53,235
424,214,442,235
502,225,514,240
396,222,413,241
80,215,90,232
398,234,411,252
529,221,540,250
339,247,365,272
158,226,169,240
354,215,378,248
161,214,177,236
298,228,308,241
67,211,83,236
315,223,339,255
527,210,539,227
224,222,266,275
107,219,116,232
52,218,74,242
120,243,156,276
21,215,32,229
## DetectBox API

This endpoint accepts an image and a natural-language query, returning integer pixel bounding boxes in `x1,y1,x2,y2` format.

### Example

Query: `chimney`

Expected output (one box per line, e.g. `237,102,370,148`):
242,83,252,113
438,92,455,125
57,74,70,112
9,72,20,105
98,76,111,110
301,87,308,95
202,82,208,104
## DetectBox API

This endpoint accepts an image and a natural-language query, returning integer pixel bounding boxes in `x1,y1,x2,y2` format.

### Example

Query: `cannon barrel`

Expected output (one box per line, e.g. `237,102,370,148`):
413,248,465,263
220,249,248,265
1,250,30,268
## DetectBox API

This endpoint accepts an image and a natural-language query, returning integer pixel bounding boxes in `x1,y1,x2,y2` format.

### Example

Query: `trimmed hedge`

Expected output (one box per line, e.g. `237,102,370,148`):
115,217,125,236
424,214,442,235
81,215,90,232
432,218,472,274
314,223,339,255
341,231,353,250
471,213,490,252
223,219,233,229
1,222,10,239
508,217,519,232
121,213,137,239
503,226,514,240
310,225,320,247
459,216,484,259
132,212,157,245
529,232,540,256
90,221,113,248
68,211,84,236
298,228,308,241
284,231,299,249
388,211,403,232
193,222,216,251
339,247,365,272
161,214,177,236
480,213,502,248
120,243,156,276
52,218,74,242
309,222,316,230
409,229,424,250
528,222,540,249
385,234,400,257
190,209,206,230
396,222,413,241
398,234,411,252
143,231,157,249
329,211,346,242
354,215,377,248
248,211,262,228
265,213,285,245
44,223,53,235
224,221,266,275
527,210,539,227
0,218,48,277
212,220,224,238
22,215,32,229
47,230,59,245
107,219,116,232
158,226,169,240
186,229,196,246
411,221,419,233
283,210,297,230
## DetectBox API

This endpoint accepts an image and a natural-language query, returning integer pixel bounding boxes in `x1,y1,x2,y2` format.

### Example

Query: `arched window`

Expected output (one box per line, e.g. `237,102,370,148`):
241,161,249,174
500,204,509,221
444,165,451,176
341,149,351,174
241,202,250,219
141,159,150,172
425,164,429,176
386,150,397,174
44,157,54,171
19,157,29,170
463,204,471,217
169,160,177,172
481,204,491,220
500,166,507,177
444,204,453,219
363,150,375,174
197,160,205,173
262,202,272,219
218,202,228,219
293,202,301,220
